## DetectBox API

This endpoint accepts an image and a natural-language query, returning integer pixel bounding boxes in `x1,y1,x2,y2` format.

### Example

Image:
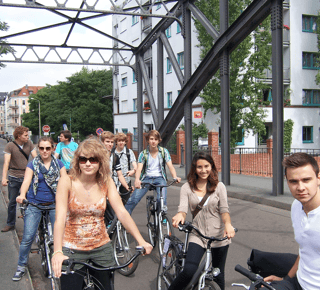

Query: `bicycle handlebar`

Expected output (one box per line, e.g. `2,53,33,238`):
178,221,238,242
141,179,178,189
234,264,276,290
61,246,145,274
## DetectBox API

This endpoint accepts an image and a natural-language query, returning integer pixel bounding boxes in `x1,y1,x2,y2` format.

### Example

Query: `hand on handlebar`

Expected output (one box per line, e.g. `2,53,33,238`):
172,212,185,228
173,177,181,183
16,195,26,204
224,223,236,239
52,252,69,278
264,275,283,283
135,179,142,189
139,241,153,255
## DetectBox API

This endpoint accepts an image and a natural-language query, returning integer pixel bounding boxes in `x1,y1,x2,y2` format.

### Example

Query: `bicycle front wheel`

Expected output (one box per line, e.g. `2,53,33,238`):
158,214,174,256
113,223,139,276
194,280,221,290
146,196,157,247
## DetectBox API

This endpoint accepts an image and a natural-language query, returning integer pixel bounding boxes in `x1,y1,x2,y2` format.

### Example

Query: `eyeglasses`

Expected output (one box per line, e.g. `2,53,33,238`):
78,156,99,164
39,147,52,151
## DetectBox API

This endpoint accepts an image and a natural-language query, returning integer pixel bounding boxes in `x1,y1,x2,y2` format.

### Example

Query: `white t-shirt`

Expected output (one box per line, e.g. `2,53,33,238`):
291,199,320,290
146,153,162,177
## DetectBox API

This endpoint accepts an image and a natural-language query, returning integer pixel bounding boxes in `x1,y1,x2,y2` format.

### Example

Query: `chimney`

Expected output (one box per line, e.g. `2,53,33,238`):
26,84,28,90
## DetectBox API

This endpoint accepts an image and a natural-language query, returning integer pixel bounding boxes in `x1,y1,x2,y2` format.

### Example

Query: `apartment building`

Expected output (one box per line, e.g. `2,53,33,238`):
5,85,44,135
113,0,320,150
0,92,7,134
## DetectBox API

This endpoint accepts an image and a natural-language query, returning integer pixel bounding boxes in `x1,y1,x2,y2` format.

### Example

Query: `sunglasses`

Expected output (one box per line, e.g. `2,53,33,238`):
39,146,52,151
78,156,99,164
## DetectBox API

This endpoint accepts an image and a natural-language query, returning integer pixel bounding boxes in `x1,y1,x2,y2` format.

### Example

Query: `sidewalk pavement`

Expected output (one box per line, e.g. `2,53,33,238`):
173,164,294,211
0,190,34,290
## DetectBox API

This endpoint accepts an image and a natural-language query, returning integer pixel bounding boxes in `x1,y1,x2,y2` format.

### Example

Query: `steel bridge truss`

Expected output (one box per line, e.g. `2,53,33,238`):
0,0,285,195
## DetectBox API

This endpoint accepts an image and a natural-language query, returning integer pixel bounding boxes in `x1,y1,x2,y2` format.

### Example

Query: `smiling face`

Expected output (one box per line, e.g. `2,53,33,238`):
286,164,320,211
78,151,100,176
38,141,54,161
195,159,212,181
103,138,114,152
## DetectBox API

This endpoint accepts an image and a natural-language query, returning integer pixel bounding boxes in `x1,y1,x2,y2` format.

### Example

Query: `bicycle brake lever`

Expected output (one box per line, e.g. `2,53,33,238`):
231,283,250,290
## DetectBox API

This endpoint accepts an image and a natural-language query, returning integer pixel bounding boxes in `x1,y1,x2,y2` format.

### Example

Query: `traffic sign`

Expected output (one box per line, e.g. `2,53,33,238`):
42,125,50,133
96,128,103,135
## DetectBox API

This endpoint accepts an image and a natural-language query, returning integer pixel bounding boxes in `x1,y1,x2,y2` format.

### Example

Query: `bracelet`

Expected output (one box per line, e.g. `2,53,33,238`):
52,250,63,257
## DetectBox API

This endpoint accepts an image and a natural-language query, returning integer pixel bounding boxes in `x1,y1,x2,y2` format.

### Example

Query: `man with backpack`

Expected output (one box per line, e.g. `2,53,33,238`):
125,130,181,215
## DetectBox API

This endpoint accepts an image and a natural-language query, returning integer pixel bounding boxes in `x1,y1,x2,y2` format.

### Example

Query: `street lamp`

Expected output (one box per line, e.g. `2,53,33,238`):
30,97,41,137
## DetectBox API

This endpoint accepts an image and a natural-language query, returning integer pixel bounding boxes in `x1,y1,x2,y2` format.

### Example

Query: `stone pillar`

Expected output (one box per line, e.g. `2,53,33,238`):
208,130,219,163
176,129,185,164
267,137,273,154
127,132,133,149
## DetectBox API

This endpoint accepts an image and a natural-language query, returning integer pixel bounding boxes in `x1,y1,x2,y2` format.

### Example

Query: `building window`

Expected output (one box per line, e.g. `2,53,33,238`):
132,15,139,26
302,52,320,69
236,127,244,145
156,0,161,10
133,128,138,141
122,128,128,134
302,126,313,143
302,15,317,33
121,77,128,87
133,99,137,112
165,26,171,38
177,15,182,33
167,58,172,73
302,90,320,106
133,70,137,83
167,92,172,108
23,109,26,114
22,100,25,105
177,52,184,69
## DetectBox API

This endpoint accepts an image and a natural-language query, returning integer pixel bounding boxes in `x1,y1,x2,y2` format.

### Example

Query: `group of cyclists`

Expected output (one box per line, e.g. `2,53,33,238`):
2,126,319,290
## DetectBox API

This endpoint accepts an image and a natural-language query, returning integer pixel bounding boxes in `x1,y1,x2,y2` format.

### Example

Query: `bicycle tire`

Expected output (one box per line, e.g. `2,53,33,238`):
146,196,157,247
36,229,49,277
158,214,174,256
50,277,61,290
193,279,221,290
157,237,181,290
113,223,139,276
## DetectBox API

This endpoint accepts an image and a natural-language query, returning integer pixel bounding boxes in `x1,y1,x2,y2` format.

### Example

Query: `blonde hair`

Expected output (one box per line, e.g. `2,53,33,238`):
100,131,114,142
115,132,128,143
69,138,110,186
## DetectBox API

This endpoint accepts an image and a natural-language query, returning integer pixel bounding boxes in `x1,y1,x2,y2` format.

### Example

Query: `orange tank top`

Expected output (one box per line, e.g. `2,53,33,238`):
62,185,110,251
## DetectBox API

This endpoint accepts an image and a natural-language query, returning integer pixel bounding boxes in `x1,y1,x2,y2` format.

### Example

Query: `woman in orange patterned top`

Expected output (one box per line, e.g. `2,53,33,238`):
52,138,152,290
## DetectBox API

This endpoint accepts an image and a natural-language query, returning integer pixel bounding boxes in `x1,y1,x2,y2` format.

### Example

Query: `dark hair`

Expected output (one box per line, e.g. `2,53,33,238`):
146,130,162,143
13,126,29,139
187,151,219,194
60,130,72,141
38,136,55,148
282,152,319,177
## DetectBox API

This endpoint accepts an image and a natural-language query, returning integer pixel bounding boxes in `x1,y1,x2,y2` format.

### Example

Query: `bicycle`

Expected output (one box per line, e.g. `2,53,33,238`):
60,246,144,290
143,179,177,256
232,264,276,290
157,221,238,290
20,199,60,290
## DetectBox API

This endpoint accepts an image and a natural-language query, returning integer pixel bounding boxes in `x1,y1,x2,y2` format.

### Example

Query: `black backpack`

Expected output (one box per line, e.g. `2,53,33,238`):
112,147,131,172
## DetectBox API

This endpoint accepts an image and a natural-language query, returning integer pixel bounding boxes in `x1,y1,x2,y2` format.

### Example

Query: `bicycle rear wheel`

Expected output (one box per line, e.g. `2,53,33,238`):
113,223,139,276
158,214,174,256
146,196,157,247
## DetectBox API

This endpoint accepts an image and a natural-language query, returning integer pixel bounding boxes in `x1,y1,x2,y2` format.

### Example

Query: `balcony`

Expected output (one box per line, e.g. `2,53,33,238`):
9,123,20,128
9,104,19,109
262,67,290,82
8,113,19,118
142,17,152,32
144,48,152,61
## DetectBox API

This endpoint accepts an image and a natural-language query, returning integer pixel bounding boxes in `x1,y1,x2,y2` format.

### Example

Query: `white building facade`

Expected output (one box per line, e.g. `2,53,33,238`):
113,0,320,150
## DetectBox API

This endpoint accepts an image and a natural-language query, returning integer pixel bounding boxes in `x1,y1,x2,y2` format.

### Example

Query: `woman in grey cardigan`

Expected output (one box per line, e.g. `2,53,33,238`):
170,151,236,290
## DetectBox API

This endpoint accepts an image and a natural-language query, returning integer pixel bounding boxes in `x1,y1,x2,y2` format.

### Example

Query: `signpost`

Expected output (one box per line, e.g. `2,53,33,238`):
96,128,103,136
42,125,50,136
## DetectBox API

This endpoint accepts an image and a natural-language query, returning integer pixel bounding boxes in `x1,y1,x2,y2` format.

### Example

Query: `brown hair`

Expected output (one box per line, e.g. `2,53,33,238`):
13,126,29,139
69,138,110,186
187,151,219,194
146,130,162,143
100,131,114,142
115,132,127,143
59,130,72,141
282,152,319,177
38,136,55,148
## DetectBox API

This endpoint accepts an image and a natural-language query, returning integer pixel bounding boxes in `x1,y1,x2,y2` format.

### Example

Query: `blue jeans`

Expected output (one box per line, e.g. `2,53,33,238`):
18,204,55,267
7,176,24,226
125,176,167,215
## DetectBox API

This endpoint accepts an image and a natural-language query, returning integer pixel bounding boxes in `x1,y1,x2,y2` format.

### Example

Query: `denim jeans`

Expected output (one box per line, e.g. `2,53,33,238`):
18,204,55,267
125,176,167,215
7,176,24,226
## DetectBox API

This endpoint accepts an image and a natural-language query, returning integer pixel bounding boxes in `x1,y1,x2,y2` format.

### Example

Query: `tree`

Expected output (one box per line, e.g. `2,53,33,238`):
22,67,113,140
180,122,209,146
0,21,15,69
194,0,272,147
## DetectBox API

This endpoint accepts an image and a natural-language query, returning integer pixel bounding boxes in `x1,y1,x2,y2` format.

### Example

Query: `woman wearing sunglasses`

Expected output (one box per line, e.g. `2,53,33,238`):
52,138,153,290
12,136,67,281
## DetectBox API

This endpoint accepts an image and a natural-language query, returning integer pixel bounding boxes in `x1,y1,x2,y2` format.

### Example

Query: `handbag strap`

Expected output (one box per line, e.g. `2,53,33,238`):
12,141,29,161
192,191,211,219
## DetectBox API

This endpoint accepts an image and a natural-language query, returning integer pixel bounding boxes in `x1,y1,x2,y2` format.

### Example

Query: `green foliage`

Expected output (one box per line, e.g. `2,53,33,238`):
284,119,294,153
0,21,15,69
180,122,209,146
22,67,113,141
194,0,272,147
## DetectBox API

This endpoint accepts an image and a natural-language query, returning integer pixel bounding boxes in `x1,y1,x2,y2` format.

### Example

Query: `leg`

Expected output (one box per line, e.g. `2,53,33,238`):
125,186,149,215
211,245,229,290
168,243,205,290
60,267,85,290
17,205,42,267
6,176,23,226
89,264,114,290
153,177,167,207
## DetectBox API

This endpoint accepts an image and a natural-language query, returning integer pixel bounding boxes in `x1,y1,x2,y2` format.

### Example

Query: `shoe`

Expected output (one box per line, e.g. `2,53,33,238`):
1,225,15,232
12,270,26,281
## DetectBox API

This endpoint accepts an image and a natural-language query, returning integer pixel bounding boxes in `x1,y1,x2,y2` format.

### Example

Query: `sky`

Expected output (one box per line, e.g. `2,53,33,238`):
0,0,114,93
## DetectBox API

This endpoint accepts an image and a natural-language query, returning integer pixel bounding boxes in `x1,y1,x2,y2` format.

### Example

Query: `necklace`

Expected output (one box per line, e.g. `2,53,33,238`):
80,180,96,195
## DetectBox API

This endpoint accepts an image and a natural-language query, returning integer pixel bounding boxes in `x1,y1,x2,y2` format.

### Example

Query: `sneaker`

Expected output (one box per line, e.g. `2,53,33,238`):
12,270,26,281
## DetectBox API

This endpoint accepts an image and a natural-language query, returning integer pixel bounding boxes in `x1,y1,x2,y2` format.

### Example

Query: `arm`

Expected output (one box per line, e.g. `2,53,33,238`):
117,170,130,191
107,176,153,254
16,167,34,203
54,152,59,159
134,163,143,188
127,161,137,177
51,175,71,277
221,212,235,239
166,160,181,183
31,148,37,159
1,153,11,186
172,184,189,228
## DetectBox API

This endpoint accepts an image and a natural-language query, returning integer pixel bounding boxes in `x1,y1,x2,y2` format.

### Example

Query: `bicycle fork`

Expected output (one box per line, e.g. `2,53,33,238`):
197,249,220,290
44,216,55,278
